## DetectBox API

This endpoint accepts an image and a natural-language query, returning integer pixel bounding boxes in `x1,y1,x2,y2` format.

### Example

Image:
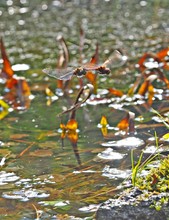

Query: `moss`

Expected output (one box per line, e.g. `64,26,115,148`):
136,155,169,192
132,155,169,209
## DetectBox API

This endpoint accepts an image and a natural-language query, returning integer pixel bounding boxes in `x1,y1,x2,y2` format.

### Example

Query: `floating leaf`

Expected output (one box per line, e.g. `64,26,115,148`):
10,134,30,139
29,149,53,157
39,199,71,211
0,100,10,120
100,115,108,136
117,113,129,130
100,115,108,127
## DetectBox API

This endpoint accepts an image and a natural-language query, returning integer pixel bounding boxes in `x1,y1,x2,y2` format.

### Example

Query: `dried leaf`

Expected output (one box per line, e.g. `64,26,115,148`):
85,43,99,93
5,78,18,89
156,47,169,70
0,38,14,79
147,84,154,106
117,114,129,130
29,149,53,157
117,111,135,133
108,88,123,97
138,80,149,96
10,134,30,139
57,35,69,68
5,77,31,110
85,71,97,84
128,76,141,96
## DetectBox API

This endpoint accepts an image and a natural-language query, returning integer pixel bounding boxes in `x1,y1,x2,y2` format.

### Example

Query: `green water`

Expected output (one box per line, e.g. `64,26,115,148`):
0,0,169,219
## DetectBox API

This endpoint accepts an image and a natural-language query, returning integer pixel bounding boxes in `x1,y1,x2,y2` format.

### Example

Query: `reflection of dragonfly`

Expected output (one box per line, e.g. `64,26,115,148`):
43,50,127,81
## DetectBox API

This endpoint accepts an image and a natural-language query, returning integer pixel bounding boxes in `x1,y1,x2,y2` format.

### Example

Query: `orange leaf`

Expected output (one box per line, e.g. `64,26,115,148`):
85,71,97,83
156,69,169,88
117,112,135,132
156,47,169,60
20,79,31,96
57,79,64,89
109,88,123,97
0,38,14,78
5,77,18,89
147,84,154,106
89,42,99,65
117,116,129,130
138,53,151,72
138,80,149,96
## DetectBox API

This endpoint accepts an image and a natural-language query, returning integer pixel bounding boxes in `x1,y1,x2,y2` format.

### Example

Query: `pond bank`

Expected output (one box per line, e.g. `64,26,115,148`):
96,187,169,220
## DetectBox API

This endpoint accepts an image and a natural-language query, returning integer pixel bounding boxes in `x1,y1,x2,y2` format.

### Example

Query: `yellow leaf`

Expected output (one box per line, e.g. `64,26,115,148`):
100,115,108,127
163,133,169,140
45,87,54,97
0,100,10,120
101,127,108,136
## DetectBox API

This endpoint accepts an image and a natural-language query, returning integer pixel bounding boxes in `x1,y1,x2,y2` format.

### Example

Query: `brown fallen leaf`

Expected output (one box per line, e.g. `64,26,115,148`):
29,149,53,157
10,134,30,139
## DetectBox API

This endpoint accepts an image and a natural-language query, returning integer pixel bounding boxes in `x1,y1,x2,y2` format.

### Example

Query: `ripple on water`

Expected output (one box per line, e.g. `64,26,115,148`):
2,188,50,201
97,148,126,160
102,137,145,149
0,171,20,186
102,165,131,179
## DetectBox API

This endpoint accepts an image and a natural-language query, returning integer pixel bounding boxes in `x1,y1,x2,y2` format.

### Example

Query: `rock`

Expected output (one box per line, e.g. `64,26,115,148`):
96,188,169,220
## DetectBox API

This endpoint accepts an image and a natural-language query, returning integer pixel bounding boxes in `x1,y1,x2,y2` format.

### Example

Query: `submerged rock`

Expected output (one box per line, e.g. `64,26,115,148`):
96,188,169,220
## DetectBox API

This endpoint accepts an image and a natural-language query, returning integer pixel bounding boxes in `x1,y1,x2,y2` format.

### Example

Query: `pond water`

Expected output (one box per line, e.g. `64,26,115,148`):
0,0,169,219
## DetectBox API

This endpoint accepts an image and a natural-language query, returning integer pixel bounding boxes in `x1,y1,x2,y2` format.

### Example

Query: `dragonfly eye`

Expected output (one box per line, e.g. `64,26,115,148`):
97,67,110,75
104,68,111,75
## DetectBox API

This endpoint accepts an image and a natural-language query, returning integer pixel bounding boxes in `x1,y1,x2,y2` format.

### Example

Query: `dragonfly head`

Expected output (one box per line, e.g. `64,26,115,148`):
97,66,110,75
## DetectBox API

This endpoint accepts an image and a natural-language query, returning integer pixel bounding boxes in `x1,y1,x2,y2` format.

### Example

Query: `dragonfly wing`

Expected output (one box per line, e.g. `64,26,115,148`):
43,68,74,80
103,50,128,68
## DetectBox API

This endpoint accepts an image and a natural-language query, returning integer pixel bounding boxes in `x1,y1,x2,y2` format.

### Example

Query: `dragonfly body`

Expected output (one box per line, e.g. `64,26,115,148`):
43,50,127,81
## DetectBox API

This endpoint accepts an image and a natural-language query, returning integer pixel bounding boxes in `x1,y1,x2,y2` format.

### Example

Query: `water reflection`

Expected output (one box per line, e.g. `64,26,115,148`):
0,0,169,219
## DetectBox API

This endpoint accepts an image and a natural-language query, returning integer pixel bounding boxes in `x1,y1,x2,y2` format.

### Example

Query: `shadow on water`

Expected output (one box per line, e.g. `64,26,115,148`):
0,0,169,219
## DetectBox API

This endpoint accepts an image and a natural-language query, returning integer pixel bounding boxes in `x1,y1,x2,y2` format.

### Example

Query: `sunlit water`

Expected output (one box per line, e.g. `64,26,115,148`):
0,0,169,219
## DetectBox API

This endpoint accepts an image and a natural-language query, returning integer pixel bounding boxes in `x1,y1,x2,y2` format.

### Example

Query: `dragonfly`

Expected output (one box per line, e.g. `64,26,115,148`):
43,50,127,81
